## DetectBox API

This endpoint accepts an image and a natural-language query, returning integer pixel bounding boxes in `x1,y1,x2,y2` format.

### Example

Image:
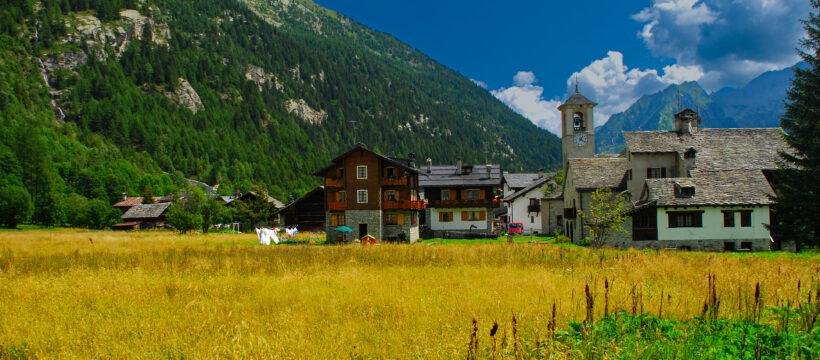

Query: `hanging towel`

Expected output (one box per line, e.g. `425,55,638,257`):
272,230,280,244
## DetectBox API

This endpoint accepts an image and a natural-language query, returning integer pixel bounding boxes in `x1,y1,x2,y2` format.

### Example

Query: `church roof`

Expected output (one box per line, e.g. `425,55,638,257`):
622,128,787,171
642,169,774,207
568,158,628,191
560,92,597,107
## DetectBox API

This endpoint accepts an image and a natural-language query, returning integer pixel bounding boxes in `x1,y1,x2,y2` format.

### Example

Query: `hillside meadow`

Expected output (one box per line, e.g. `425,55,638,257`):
0,230,818,358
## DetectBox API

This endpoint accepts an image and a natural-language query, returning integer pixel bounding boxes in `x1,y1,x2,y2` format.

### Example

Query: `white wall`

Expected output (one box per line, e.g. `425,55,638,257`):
657,206,771,241
507,184,549,234
430,207,489,230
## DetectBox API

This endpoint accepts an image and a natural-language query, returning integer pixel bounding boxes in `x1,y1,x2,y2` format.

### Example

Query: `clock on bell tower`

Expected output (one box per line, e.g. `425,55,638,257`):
557,83,597,172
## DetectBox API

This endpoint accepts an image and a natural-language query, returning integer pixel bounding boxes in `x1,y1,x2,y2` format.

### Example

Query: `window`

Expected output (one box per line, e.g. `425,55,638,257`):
330,214,345,226
684,148,697,159
385,167,396,178
572,112,585,131
740,242,752,251
466,189,481,200
439,212,453,222
338,191,345,202
357,165,367,179
740,211,752,227
647,167,667,179
385,190,397,201
385,213,404,226
677,186,695,198
634,214,657,228
357,190,368,204
723,211,735,227
531,216,534,223
724,242,736,251
441,190,451,200
462,211,485,221
338,168,344,178
628,169,632,181
529,198,540,206
667,211,703,228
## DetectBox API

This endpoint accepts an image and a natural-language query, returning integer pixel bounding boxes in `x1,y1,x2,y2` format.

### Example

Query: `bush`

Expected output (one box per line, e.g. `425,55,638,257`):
75,199,120,229
0,185,33,228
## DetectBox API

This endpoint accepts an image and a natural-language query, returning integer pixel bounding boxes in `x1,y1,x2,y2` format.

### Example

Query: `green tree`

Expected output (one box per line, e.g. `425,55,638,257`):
141,185,155,204
75,198,120,229
577,188,629,249
200,196,231,233
234,188,276,227
166,189,205,234
773,1,820,249
0,184,33,228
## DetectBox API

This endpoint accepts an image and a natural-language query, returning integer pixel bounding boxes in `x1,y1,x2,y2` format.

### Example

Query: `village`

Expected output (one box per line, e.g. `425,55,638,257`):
107,87,791,252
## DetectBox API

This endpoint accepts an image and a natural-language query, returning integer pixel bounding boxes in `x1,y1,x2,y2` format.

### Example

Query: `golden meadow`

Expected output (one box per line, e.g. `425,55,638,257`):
0,230,817,358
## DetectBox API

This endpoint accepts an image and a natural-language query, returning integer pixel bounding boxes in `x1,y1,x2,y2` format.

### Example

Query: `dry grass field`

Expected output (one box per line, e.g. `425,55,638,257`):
0,229,818,358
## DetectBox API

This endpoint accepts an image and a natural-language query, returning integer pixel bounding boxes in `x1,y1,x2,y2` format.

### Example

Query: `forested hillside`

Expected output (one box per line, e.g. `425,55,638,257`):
0,0,561,227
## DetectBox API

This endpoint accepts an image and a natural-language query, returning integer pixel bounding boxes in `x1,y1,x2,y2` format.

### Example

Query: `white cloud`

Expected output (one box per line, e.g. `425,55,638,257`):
470,78,487,89
633,0,807,90
491,71,563,135
492,53,704,133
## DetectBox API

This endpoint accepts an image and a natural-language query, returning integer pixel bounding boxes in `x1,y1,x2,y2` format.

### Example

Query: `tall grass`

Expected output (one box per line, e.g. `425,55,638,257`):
0,230,818,358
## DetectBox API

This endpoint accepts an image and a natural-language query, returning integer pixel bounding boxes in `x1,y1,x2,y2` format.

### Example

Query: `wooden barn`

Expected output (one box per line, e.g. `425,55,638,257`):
277,186,326,231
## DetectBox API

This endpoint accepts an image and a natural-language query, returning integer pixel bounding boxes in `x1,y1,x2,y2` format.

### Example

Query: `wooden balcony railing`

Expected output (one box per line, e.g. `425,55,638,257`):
431,199,502,208
528,204,541,213
325,178,344,187
383,200,426,210
328,202,346,211
382,177,408,186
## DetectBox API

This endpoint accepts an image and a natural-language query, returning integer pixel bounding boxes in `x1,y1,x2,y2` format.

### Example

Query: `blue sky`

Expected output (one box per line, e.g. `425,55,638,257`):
314,0,809,134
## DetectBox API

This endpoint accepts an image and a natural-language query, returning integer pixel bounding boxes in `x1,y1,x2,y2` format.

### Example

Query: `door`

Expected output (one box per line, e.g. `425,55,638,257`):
359,224,367,239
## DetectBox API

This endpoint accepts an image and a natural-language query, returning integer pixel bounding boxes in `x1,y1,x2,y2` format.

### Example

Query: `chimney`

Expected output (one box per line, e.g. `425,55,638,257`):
486,164,492,179
408,152,416,169
674,108,701,135
123,192,128,201
456,157,463,174
426,158,432,173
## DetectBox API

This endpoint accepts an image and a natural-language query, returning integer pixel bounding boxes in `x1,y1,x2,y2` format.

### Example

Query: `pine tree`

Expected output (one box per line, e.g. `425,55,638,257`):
773,0,820,248
141,185,156,204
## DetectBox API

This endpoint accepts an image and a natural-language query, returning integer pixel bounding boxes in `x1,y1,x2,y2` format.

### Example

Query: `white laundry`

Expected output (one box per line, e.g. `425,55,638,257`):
271,230,280,244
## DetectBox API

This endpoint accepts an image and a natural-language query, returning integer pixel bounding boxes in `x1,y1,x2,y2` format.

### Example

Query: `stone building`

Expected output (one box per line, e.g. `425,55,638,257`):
314,144,423,243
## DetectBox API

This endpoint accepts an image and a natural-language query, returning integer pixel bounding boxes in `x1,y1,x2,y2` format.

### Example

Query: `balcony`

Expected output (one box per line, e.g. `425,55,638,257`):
382,177,408,186
328,202,346,211
528,204,541,213
563,207,577,219
432,199,502,208
383,200,426,210
325,178,344,187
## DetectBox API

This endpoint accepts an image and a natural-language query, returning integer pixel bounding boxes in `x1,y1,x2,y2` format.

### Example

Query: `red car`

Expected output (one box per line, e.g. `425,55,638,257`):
508,222,523,234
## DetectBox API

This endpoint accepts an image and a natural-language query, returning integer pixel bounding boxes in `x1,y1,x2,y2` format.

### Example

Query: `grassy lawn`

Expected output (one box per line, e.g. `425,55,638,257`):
0,229,817,358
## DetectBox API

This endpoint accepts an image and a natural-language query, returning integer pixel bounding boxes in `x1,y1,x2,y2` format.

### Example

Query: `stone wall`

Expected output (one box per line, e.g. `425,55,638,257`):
608,238,772,252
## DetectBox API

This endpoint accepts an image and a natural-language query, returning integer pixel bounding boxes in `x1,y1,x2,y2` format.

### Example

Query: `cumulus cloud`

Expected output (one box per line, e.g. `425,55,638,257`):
633,0,808,90
491,71,563,134
470,78,488,89
570,51,703,125
492,53,704,133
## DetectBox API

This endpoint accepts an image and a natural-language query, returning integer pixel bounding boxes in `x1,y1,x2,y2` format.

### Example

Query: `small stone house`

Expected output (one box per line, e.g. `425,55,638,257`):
117,202,172,230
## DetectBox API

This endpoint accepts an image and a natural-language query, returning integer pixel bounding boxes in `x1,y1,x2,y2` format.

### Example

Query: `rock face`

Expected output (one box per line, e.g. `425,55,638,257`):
285,99,326,125
245,65,284,91
165,78,204,114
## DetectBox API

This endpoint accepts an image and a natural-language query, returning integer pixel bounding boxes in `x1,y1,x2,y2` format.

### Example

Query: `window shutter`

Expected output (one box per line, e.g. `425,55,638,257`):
694,212,702,227
479,190,486,200
479,211,486,220
398,214,405,226
461,211,468,221
661,168,667,178
331,215,337,227
461,189,467,200
647,168,652,178
668,213,677,228
439,212,444,222
450,190,456,200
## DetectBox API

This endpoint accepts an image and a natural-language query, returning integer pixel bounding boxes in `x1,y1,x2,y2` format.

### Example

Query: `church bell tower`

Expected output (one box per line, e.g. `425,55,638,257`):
558,82,597,172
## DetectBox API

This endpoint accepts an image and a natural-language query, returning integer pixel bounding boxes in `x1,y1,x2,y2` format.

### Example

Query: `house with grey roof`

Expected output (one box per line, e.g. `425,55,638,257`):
503,174,562,235
418,157,502,238
556,86,787,250
115,202,173,230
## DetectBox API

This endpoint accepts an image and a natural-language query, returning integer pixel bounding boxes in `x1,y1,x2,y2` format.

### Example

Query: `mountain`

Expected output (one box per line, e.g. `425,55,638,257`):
0,0,560,225
595,64,799,153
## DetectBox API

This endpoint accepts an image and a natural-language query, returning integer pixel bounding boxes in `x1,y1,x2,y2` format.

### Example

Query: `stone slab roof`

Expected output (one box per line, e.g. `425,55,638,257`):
502,172,542,190
623,128,787,171
568,158,628,191
505,176,559,202
121,202,172,220
113,196,174,208
419,164,501,188
643,169,774,207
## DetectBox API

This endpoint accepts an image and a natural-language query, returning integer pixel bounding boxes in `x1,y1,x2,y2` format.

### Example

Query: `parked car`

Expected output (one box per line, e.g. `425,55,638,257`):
508,222,523,234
